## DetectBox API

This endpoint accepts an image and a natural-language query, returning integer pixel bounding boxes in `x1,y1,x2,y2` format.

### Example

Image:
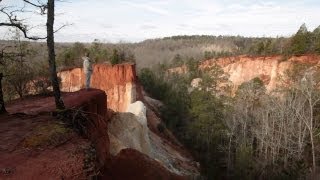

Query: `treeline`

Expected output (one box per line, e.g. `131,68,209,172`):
139,24,320,69
56,40,135,69
3,24,319,70
139,60,320,179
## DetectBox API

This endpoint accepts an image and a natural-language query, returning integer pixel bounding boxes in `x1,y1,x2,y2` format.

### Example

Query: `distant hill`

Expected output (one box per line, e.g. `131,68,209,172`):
1,24,319,70
131,35,288,69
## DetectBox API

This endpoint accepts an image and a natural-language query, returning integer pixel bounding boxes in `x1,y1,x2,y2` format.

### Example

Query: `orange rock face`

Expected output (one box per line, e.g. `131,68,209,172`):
200,55,320,91
59,63,141,112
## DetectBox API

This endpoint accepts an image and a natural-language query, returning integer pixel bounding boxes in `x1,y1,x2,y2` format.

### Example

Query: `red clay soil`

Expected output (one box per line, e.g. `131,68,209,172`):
2,89,189,179
102,148,185,180
6,89,107,115
0,113,89,180
1,89,108,179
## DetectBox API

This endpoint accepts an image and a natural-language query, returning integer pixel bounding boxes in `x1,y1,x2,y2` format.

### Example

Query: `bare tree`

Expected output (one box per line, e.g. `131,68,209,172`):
0,0,65,110
294,70,320,172
225,76,313,177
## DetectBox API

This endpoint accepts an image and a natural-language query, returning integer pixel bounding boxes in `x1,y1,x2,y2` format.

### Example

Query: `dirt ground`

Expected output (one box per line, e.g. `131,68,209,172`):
0,90,104,179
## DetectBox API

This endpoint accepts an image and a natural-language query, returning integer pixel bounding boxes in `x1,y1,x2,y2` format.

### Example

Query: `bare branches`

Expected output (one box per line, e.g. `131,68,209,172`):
53,23,71,33
0,2,47,40
0,0,68,41
22,0,47,15
0,23,46,40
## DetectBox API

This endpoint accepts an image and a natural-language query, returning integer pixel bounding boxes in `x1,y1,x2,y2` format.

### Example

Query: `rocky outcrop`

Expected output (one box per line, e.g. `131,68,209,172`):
4,88,198,179
126,101,152,155
108,111,152,157
58,63,141,112
59,63,199,177
108,100,199,177
200,55,320,91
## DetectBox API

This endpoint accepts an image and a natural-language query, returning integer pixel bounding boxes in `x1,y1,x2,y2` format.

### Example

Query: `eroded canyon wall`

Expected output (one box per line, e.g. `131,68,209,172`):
58,63,141,112
200,55,320,91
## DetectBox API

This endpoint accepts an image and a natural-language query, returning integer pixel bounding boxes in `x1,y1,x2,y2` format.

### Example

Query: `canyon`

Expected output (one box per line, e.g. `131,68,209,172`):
4,54,319,179
170,54,320,92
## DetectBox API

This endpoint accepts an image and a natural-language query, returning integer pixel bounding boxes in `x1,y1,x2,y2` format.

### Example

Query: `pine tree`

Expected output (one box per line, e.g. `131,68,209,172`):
289,23,311,55
313,26,320,53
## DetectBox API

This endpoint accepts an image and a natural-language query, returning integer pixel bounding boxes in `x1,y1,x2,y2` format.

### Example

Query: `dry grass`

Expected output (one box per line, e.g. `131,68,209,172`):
23,122,72,148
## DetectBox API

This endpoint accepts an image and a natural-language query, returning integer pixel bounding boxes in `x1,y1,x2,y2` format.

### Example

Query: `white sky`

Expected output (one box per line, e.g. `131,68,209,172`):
1,0,320,42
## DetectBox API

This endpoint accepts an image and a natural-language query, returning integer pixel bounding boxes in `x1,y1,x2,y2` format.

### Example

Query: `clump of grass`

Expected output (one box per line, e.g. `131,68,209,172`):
54,108,90,136
83,145,100,178
23,122,72,148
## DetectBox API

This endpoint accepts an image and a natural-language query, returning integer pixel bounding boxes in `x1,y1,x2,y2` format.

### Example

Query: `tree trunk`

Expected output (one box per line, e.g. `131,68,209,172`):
310,130,316,172
309,100,316,172
0,73,7,114
47,0,65,110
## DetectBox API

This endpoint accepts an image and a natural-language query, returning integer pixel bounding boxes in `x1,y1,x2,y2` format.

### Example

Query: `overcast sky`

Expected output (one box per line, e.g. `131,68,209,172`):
1,0,320,42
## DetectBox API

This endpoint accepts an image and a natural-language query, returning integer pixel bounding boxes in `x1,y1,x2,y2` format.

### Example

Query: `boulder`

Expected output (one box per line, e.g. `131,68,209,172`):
108,106,152,156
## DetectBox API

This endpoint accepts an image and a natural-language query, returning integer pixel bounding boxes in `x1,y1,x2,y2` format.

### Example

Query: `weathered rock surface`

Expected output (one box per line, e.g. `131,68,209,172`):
58,63,141,112
59,63,200,177
108,112,152,157
199,55,320,91
108,100,199,177
2,89,197,179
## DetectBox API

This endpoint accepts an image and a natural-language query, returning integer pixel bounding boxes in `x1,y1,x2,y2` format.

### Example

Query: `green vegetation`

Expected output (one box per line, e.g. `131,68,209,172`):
2,23,319,71
56,41,135,68
57,42,86,67
111,49,120,65
139,54,320,179
139,63,228,178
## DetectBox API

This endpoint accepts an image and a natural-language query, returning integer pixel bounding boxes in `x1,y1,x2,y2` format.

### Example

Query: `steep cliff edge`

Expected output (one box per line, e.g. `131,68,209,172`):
59,63,141,112
200,55,320,91
58,63,199,177
161,55,318,92
3,90,187,179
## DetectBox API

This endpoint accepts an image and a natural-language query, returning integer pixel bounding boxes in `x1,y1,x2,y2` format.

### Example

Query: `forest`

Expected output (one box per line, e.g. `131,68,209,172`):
139,25,320,179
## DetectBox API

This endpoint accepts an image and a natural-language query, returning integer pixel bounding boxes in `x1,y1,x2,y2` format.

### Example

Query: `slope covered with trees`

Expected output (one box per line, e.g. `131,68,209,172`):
139,56,320,179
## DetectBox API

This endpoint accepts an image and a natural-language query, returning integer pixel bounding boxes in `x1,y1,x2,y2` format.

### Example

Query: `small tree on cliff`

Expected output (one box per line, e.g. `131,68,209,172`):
4,29,35,98
0,0,65,110
111,49,120,65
